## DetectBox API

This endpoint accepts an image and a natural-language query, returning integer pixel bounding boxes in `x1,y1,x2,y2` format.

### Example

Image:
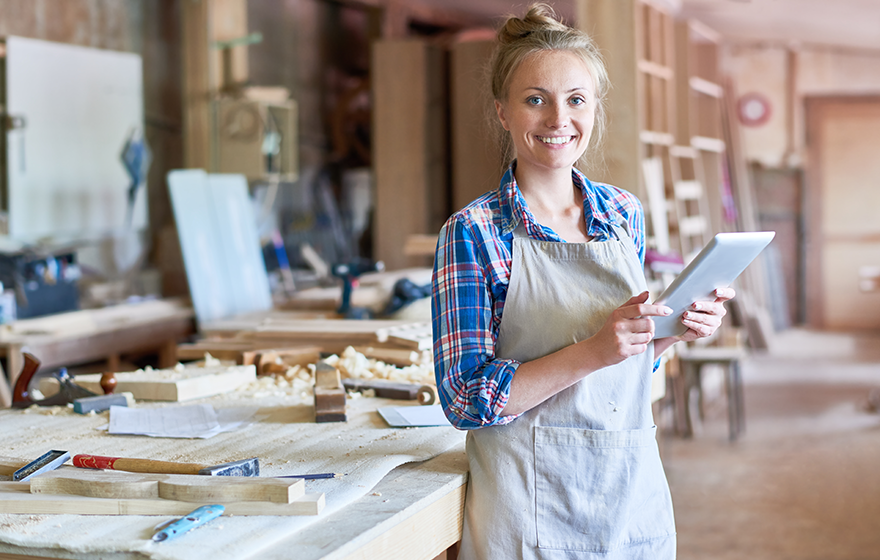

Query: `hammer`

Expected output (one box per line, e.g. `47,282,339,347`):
73,454,260,476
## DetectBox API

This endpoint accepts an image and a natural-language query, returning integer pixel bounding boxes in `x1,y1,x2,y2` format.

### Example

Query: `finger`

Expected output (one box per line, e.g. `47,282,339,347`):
690,301,727,317
626,303,674,319
624,291,651,305
682,310,721,335
712,287,736,302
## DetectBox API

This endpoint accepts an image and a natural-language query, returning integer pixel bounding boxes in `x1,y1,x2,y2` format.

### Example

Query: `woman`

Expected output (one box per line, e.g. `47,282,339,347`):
431,4,734,559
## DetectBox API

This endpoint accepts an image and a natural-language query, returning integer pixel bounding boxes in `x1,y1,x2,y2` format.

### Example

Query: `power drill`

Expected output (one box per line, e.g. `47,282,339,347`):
331,258,385,318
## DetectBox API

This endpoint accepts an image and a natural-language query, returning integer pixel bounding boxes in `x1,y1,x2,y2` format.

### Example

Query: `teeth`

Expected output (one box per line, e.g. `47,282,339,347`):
538,136,573,145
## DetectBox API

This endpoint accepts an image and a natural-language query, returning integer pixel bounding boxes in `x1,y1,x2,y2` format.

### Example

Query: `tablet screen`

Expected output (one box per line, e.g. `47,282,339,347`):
652,231,775,338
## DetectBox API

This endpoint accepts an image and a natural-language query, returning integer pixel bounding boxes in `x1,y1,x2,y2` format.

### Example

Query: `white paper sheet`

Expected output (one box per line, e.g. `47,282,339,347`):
378,405,450,427
108,405,259,438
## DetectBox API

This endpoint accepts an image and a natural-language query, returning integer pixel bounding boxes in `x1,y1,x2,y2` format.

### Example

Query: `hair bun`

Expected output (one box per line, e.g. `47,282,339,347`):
497,3,568,45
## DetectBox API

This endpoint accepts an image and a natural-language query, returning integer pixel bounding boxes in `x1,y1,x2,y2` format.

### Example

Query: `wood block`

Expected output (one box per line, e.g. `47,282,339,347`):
0,456,28,477
29,470,160,499
0,481,325,516
39,365,257,402
315,362,342,389
242,346,322,375
315,407,347,424
158,474,304,504
314,386,347,409
28,470,304,504
314,361,346,422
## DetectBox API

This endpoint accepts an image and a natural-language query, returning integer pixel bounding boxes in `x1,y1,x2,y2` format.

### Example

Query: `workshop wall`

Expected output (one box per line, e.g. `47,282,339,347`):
724,44,880,168
0,0,142,52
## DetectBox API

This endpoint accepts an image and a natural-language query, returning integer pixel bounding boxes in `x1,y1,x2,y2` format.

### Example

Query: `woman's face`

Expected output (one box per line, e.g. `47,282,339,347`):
495,49,596,174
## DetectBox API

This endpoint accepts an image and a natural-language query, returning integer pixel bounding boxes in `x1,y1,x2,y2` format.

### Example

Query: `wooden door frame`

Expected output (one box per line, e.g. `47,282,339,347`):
804,95,880,328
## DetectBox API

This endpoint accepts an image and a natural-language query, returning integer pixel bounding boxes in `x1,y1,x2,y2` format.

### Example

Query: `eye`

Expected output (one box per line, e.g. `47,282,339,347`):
526,96,544,106
570,95,587,106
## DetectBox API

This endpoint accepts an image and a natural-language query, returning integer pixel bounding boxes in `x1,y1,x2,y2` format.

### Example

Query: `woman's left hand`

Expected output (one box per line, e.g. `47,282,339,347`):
676,287,736,342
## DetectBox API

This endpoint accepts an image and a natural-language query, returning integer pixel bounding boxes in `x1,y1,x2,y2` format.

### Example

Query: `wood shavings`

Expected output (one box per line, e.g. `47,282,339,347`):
222,346,434,403
325,346,434,385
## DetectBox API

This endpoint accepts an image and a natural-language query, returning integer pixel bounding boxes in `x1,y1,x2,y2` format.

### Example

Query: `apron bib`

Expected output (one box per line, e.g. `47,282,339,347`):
459,223,676,560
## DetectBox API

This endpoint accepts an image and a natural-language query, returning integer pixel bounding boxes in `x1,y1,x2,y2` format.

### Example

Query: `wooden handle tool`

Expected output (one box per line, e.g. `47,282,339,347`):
73,454,260,476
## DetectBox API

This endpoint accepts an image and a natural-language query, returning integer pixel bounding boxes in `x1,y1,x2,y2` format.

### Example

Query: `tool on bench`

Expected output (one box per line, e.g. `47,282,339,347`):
341,378,438,405
12,450,71,482
73,455,260,476
314,361,346,423
331,258,384,319
152,504,225,542
12,353,99,408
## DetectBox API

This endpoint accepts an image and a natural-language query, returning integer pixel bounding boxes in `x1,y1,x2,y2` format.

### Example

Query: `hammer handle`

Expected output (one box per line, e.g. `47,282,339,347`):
73,454,204,475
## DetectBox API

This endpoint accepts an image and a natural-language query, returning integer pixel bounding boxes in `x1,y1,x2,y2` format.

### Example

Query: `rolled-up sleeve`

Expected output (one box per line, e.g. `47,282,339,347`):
432,218,520,430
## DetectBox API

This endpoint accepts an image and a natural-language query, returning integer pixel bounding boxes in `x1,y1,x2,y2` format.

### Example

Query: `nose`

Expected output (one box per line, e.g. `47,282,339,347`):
545,102,569,129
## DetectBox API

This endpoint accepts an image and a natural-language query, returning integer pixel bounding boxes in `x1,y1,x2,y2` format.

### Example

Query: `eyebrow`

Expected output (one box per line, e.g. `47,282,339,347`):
524,86,590,94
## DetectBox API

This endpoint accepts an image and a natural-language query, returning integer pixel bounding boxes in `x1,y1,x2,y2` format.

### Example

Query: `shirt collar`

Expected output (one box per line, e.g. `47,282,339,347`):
498,161,623,237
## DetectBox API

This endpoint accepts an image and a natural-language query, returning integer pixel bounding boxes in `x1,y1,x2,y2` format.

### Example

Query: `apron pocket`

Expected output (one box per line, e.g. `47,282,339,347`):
534,425,674,553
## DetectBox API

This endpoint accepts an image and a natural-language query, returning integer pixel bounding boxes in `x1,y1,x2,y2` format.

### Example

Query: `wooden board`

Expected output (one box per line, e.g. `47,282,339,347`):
383,323,433,351
38,364,256,402
0,481,324,516
29,469,304,504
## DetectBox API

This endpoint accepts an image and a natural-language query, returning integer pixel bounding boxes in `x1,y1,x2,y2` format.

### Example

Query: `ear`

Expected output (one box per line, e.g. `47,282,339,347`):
494,100,510,131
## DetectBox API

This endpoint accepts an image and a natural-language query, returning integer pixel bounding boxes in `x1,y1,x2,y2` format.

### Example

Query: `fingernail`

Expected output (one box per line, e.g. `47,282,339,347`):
662,306,673,315
693,303,702,311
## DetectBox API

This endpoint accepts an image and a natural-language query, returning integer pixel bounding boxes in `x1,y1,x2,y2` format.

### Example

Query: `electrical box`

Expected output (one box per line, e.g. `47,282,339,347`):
214,98,298,181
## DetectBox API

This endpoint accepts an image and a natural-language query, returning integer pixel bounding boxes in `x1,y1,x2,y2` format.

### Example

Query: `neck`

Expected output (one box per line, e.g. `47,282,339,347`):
515,164,578,217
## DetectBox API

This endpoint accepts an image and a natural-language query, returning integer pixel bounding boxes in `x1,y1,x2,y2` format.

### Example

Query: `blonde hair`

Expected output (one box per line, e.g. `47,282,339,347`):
489,3,608,169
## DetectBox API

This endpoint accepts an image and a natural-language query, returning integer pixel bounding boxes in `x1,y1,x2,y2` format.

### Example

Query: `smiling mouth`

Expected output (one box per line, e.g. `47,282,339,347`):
537,135,576,145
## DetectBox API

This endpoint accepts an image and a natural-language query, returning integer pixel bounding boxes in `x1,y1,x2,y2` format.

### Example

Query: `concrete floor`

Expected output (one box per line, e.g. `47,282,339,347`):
662,328,880,560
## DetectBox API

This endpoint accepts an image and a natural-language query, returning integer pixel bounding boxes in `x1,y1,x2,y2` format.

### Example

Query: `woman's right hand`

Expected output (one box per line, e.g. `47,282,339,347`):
590,291,671,367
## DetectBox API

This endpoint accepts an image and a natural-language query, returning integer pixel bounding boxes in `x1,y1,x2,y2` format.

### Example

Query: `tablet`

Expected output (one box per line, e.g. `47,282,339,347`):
652,231,775,338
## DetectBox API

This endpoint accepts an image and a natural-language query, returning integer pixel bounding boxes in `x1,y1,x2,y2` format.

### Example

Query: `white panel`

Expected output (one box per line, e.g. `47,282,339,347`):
167,170,271,325
205,173,273,317
5,36,146,241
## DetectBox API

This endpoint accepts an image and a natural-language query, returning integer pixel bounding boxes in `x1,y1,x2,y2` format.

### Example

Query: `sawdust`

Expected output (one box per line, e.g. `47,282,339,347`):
0,515,47,533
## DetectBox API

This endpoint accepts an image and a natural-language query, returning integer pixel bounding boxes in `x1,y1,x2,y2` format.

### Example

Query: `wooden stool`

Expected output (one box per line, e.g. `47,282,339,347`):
674,346,747,441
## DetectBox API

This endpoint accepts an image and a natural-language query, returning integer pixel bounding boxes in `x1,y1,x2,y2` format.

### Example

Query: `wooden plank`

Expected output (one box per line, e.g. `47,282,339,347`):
0,481,324,516
39,365,257,402
373,39,447,271
450,38,503,212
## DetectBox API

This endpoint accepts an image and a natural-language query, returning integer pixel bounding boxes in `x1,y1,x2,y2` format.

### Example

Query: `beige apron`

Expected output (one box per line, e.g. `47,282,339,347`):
459,222,676,560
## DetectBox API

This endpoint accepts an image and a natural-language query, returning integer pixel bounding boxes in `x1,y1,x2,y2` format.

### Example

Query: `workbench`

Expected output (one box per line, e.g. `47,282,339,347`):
0,389,467,560
0,299,196,407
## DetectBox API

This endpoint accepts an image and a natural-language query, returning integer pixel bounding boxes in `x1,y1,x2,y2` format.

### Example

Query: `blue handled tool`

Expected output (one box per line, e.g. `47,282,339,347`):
151,504,225,542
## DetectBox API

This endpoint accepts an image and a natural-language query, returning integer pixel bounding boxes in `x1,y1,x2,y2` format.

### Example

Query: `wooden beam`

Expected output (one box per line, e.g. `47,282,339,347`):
576,0,642,197
181,0,212,169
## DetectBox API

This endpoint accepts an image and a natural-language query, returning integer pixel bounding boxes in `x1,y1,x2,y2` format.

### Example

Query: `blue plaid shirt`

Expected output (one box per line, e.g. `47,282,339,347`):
432,163,647,430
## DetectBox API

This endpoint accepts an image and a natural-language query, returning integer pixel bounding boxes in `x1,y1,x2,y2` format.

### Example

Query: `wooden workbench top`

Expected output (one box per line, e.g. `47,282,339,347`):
0,389,466,560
